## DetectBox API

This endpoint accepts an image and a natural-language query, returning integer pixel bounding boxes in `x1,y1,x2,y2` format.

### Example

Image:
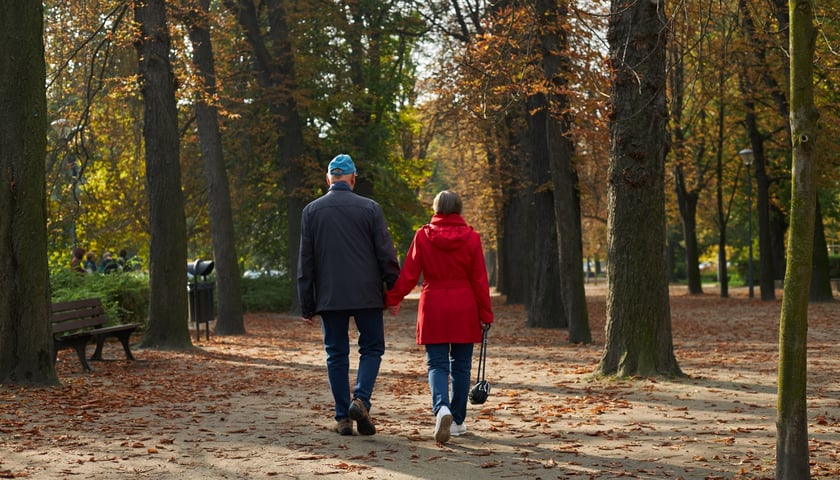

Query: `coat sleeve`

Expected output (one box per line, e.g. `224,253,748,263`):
469,232,494,324
373,203,400,290
385,229,423,306
297,209,316,317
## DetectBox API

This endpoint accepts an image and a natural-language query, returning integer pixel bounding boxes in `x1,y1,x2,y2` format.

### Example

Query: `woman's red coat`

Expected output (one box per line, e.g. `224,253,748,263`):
386,213,494,345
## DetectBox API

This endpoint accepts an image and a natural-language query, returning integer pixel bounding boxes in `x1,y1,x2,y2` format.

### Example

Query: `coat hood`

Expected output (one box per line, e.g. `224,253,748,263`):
422,214,473,251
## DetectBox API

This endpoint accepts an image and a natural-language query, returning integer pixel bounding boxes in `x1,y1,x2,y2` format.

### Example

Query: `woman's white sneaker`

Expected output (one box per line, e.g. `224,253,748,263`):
450,422,467,436
434,406,453,443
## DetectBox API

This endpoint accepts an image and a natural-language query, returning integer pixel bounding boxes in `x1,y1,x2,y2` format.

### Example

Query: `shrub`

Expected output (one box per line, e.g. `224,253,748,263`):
51,269,292,323
241,275,292,312
50,269,150,326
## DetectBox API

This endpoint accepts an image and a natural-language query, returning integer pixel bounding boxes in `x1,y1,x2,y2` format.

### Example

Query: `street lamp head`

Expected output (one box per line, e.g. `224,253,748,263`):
739,148,754,166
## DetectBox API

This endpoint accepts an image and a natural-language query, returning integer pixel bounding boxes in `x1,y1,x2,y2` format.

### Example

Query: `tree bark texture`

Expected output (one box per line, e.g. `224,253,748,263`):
525,93,565,329
535,0,591,343
598,0,681,377
0,1,57,385
135,0,192,349
776,1,817,477
187,0,246,335
496,117,530,305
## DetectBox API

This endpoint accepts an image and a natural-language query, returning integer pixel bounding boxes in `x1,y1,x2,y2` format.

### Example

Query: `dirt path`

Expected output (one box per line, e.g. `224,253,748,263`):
1,286,838,479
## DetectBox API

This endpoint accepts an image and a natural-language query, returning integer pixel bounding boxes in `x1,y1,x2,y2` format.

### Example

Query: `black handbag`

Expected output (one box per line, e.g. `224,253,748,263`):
468,326,491,405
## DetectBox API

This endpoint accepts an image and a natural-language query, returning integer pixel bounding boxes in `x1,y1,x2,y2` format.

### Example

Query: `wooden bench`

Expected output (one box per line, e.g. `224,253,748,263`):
52,298,141,371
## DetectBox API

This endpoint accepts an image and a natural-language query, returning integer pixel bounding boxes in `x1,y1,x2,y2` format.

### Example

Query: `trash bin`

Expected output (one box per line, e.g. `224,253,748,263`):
188,281,215,340
187,259,215,340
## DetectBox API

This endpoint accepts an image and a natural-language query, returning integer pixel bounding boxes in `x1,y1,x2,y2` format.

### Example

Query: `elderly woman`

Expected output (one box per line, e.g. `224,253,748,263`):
386,190,494,443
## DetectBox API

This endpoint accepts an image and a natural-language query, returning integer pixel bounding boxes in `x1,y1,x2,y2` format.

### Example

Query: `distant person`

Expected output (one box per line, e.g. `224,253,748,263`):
117,249,128,272
386,190,494,444
298,153,400,436
83,252,97,274
70,247,86,273
99,251,118,274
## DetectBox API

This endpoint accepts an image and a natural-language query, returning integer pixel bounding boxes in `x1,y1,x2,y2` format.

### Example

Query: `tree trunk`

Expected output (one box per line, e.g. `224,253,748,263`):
0,1,57,385
713,34,731,299
667,23,703,296
135,0,192,349
742,113,776,300
598,0,681,378
776,1,817,476
227,0,307,314
771,204,789,284
496,119,530,305
809,199,832,302
739,0,792,301
186,0,245,335
525,93,565,329
674,168,703,294
535,0,591,343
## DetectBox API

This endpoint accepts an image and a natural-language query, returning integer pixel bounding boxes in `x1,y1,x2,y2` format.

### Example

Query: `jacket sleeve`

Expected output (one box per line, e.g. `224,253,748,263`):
385,230,423,306
469,232,494,324
297,209,316,317
373,203,400,290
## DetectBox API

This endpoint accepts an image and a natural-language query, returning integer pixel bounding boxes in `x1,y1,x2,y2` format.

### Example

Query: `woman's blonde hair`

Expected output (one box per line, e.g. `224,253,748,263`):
433,190,462,215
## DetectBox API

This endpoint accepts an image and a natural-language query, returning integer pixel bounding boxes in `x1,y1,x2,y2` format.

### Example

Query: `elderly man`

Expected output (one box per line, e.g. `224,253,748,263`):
297,153,400,436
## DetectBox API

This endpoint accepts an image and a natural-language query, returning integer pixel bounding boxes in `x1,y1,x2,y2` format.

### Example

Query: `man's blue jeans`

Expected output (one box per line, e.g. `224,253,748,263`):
320,309,385,421
425,343,474,425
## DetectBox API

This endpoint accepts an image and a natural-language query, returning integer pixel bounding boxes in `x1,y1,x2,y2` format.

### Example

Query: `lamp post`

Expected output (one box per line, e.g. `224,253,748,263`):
739,148,755,298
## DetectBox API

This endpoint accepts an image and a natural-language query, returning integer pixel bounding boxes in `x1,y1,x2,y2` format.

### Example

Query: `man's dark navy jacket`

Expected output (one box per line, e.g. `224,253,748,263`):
298,181,400,318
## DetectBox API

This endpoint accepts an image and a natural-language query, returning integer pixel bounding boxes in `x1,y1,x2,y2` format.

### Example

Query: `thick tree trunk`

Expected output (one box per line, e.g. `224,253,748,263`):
496,118,530,305
0,1,57,385
598,0,681,378
536,0,591,343
525,94,564,329
776,1,817,476
187,0,245,335
135,0,192,349
498,187,530,305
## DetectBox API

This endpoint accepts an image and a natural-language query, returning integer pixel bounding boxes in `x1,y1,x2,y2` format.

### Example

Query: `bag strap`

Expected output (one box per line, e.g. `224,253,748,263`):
475,327,488,382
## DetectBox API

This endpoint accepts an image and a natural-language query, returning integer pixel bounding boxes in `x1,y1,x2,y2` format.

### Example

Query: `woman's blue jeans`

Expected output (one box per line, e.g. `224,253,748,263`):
425,342,474,425
320,309,385,421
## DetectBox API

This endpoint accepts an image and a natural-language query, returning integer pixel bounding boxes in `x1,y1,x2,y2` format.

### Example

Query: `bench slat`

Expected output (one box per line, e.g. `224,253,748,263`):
51,297,140,371
52,316,108,334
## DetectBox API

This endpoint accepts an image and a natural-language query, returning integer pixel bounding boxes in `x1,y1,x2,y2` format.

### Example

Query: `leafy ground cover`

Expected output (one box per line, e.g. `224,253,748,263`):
1,285,838,479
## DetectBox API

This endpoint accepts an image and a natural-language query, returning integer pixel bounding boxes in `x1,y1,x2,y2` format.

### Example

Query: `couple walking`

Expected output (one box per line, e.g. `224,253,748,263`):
298,154,494,444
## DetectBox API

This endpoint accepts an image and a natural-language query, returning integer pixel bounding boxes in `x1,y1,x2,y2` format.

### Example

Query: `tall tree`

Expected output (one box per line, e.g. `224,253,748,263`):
597,0,681,377
738,0,795,301
532,0,590,343
184,0,245,335
0,1,57,385
224,0,308,313
776,0,818,476
524,91,563,329
135,0,192,349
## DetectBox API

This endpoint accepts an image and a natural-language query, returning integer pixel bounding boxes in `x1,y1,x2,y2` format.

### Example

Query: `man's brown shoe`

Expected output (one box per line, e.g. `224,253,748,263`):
334,418,353,436
348,398,376,435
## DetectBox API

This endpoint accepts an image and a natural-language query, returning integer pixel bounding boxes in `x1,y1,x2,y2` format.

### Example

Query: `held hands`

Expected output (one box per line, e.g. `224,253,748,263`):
302,316,316,325
387,304,400,316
